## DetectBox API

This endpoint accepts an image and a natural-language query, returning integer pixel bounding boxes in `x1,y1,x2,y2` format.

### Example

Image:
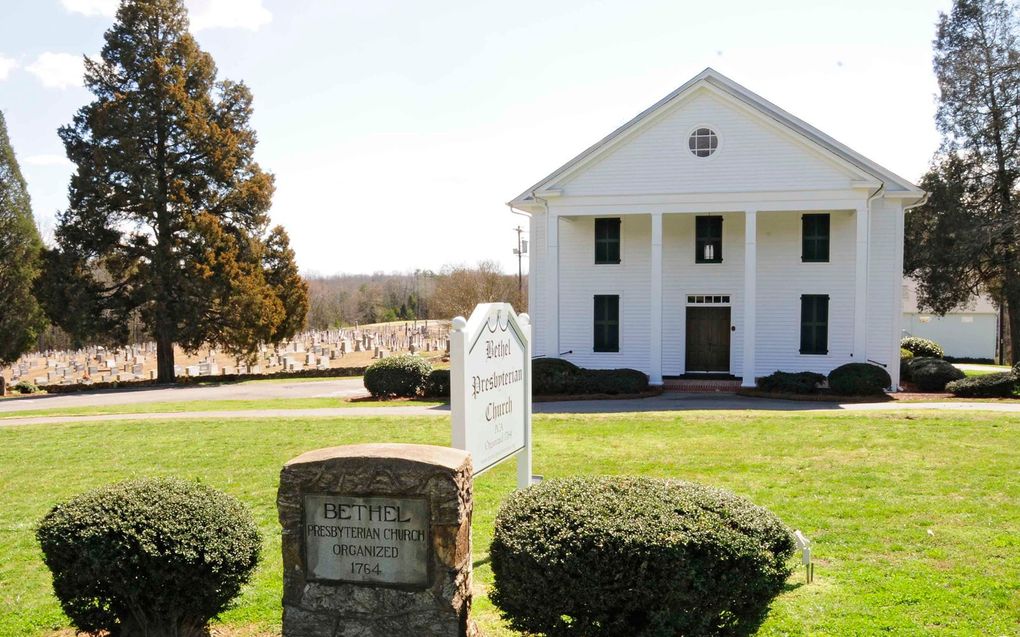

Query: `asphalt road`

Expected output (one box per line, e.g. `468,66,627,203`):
0,378,370,414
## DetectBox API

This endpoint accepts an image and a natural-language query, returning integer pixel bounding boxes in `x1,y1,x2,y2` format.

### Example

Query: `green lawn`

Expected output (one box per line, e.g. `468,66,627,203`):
0,397,442,419
1,411,1018,636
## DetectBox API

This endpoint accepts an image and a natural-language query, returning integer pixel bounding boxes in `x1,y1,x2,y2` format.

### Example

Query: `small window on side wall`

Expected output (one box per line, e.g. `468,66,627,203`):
594,295,619,352
695,216,723,263
594,218,621,264
802,214,830,262
800,294,829,355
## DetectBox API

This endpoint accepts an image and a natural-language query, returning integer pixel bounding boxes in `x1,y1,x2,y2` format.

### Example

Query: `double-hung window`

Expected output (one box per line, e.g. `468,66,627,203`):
593,295,619,352
594,218,621,264
800,294,829,355
802,214,830,262
695,216,723,263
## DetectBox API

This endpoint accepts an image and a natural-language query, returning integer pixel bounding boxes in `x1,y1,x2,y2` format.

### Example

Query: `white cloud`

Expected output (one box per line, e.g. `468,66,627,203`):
26,52,86,89
24,154,73,168
60,0,118,17
61,0,272,32
0,56,17,80
188,0,272,31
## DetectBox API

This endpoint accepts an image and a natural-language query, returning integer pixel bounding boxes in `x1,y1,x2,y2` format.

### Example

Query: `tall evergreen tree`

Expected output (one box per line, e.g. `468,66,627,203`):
0,111,47,366
906,0,1020,363
40,0,307,381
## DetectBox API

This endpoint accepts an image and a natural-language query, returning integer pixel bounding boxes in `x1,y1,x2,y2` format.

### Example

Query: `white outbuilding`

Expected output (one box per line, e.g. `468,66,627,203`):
509,68,926,389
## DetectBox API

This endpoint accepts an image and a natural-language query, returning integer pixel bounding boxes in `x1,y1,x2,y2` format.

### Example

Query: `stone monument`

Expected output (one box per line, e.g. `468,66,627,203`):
278,443,474,636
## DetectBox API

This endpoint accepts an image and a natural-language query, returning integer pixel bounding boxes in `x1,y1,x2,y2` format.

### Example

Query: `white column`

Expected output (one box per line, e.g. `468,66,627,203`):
742,209,757,387
547,212,560,358
854,204,869,360
650,212,663,385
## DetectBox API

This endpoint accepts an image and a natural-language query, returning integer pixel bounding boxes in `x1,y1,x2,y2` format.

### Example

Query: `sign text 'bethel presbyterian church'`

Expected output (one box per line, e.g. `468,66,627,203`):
451,303,532,488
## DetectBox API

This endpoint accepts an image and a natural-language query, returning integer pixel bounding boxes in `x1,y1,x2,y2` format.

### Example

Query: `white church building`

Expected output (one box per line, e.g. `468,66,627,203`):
509,68,926,389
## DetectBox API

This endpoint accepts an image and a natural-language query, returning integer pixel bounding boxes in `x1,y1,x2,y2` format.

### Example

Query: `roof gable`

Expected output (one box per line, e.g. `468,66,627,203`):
510,68,923,207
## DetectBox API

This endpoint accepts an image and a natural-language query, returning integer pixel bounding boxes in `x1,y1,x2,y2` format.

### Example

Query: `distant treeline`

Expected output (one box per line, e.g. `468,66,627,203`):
304,261,527,330
24,262,526,353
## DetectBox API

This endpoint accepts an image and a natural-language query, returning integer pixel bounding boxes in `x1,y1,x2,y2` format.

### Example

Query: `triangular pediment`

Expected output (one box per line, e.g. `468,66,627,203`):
510,69,922,206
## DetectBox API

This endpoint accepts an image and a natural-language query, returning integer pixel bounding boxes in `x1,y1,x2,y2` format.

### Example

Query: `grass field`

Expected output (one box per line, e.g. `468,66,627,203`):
1,411,1018,636
0,397,443,419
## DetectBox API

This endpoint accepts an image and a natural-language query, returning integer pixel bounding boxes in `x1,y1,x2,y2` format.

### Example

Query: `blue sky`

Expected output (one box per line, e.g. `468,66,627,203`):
0,0,950,275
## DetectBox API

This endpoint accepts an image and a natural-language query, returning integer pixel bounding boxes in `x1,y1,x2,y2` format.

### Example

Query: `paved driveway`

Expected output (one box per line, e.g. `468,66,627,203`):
0,378,369,414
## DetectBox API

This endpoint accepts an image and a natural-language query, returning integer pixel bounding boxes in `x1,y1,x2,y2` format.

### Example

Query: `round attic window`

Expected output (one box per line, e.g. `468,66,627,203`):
688,127,718,157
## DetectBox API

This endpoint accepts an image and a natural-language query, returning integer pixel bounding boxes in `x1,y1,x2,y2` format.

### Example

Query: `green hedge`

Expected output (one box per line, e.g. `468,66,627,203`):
37,478,260,637
946,371,1018,397
532,358,648,395
363,354,432,397
756,371,826,394
900,336,944,359
42,365,370,394
905,357,965,392
827,363,891,396
490,476,795,637
900,348,914,383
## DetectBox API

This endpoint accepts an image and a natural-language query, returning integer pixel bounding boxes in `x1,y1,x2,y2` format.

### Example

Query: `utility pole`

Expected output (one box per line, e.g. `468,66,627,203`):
513,226,527,293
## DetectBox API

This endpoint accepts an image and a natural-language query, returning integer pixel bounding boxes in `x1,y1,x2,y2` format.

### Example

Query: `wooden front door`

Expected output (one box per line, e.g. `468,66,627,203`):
685,307,731,373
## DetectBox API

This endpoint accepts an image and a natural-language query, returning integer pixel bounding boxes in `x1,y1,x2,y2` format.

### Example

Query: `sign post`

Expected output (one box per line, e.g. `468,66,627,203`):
450,303,532,489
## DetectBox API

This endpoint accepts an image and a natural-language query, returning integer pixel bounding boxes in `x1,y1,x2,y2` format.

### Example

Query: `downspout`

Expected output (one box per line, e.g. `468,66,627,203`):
862,181,885,364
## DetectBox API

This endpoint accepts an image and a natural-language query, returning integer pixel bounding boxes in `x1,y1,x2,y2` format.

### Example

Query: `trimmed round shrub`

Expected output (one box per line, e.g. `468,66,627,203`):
532,357,582,395
423,368,450,398
490,476,795,637
827,362,891,396
14,380,40,394
946,371,1018,398
363,354,432,397
757,370,826,394
37,477,261,637
900,336,944,359
905,357,965,392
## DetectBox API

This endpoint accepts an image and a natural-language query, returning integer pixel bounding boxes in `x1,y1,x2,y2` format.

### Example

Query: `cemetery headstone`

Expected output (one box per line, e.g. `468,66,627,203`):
278,443,475,636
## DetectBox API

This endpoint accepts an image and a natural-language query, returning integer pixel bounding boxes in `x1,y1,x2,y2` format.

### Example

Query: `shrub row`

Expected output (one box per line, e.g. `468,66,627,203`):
532,358,648,396
37,478,260,637
946,371,1019,397
41,365,370,394
756,370,825,394
490,476,795,637
755,363,890,396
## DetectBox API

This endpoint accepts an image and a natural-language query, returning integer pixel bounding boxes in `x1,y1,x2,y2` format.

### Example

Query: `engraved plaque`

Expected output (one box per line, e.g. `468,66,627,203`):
303,494,430,586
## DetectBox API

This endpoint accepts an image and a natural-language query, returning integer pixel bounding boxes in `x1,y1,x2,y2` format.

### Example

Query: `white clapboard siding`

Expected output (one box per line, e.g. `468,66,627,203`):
662,213,745,376
556,215,651,370
557,89,858,197
754,211,857,376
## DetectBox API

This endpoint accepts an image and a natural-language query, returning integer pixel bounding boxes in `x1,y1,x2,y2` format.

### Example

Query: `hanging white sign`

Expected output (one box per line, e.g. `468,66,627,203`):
450,303,532,488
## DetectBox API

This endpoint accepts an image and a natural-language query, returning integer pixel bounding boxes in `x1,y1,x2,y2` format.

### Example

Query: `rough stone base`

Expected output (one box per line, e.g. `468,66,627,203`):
278,444,473,637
